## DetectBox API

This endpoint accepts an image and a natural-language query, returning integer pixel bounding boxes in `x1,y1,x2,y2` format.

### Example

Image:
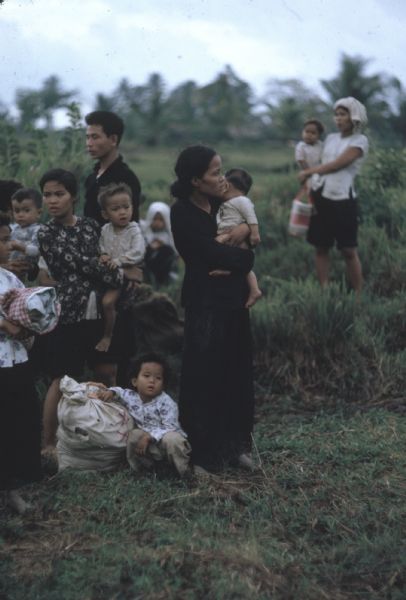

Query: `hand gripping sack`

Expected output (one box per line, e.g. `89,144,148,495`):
57,375,134,471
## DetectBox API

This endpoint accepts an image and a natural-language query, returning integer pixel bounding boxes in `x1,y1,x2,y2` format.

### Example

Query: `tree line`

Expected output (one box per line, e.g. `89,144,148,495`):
1,53,406,146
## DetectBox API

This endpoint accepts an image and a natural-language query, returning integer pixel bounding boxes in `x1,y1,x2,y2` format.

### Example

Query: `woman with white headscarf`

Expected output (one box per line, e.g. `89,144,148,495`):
141,202,178,286
299,97,368,294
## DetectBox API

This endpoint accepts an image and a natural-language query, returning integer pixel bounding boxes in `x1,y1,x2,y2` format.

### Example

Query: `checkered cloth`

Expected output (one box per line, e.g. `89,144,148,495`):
1,286,60,334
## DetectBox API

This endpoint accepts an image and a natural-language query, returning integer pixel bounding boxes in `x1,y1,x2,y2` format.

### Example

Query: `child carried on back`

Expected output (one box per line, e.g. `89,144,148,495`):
96,182,145,352
216,168,262,308
93,352,191,477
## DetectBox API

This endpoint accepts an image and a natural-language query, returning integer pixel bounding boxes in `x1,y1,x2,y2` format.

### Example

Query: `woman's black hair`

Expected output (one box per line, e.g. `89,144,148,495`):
170,144,216,201
127,352,170,388
0,211,11,229
39,168,78,198
0,180,23,213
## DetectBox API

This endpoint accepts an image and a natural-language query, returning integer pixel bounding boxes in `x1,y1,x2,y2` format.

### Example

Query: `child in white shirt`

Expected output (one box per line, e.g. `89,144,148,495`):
295,119,324,199
96,182,145,352
10,188,42,280
94,352,191,476
295,119,324,170
216,168,262,308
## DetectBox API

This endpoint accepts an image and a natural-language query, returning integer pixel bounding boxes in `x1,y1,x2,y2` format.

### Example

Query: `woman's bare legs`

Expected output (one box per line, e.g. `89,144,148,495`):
314,247,330,288
315,246,362,295
42,377,62,451
341,247,363,295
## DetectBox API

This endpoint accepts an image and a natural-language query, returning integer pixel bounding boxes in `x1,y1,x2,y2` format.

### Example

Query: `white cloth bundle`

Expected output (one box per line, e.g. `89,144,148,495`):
0,286,60,334
57,375,134,472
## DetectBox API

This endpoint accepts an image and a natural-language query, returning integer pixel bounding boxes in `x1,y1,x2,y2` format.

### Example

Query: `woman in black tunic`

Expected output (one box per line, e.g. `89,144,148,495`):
170,145,255,473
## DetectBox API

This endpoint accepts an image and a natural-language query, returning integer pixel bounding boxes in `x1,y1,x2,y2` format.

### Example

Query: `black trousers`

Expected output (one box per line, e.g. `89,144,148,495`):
0,361,42,490
180,306,254,469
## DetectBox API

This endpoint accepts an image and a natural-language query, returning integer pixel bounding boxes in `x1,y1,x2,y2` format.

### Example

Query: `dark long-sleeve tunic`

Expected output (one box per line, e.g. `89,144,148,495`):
84,155,141,225
170,198,254,309
170,198,255,470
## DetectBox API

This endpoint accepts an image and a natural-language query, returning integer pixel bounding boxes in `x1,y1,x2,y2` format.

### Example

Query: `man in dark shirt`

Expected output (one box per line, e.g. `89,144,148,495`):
84,111,141,224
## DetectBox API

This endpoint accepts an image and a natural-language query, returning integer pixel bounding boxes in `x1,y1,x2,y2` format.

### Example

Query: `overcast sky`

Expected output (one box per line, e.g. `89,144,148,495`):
1,0,405,114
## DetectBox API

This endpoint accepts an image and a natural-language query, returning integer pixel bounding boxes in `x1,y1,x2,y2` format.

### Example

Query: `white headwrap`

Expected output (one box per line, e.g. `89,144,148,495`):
333,97,368,129
141,201,176,251
144,201,171,232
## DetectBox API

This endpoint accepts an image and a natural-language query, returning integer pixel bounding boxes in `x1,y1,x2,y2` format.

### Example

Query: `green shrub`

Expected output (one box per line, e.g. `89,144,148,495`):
250,280,404,405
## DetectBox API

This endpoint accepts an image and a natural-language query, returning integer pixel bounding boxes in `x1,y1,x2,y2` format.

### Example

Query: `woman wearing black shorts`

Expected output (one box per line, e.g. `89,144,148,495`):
299,97,368,294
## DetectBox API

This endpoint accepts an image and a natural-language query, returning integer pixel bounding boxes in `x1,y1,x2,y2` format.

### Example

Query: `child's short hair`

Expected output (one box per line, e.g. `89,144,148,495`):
85,111,124,144
39,169,78,198
303,119,324,136
0,180,23,213
127,352,170,387
97,182,132,210
225,168,253,195
11,187,43,209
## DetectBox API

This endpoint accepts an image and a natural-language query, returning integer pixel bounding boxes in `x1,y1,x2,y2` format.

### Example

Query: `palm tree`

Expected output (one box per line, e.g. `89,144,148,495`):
40,75,77,129
321,54,400,137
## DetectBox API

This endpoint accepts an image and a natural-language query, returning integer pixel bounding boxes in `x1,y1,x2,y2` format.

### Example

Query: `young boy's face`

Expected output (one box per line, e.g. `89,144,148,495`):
302,124,320,145
86,125,117,160
42,181,75,222
131,361,164,403
12,199,41,228
102,192,133,228
0,225,11,264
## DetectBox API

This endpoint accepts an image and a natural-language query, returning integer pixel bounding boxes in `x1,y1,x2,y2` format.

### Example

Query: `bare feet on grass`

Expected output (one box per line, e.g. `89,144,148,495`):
95,336,112,352
245,289,262,309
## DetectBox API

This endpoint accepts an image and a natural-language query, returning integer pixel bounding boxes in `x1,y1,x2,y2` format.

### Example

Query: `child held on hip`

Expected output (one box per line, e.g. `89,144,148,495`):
96,182,145,352
216,168,262,308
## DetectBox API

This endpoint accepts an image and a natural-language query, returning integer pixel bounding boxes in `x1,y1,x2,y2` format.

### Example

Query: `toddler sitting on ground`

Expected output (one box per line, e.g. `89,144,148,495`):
94,352,191,477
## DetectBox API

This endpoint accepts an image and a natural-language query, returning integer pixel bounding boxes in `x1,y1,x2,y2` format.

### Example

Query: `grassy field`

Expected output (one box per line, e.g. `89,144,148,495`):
1,140,406,598
1,407,405,599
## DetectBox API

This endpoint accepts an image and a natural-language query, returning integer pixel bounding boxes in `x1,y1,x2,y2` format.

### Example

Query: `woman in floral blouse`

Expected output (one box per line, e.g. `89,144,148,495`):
37,168,139,453
0,213,41,513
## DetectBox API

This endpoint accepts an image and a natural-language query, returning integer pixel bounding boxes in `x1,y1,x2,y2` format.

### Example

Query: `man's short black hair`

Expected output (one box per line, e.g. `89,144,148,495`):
0,180,23,213
85,111,124,144
11,187,43,209
225,168,253,195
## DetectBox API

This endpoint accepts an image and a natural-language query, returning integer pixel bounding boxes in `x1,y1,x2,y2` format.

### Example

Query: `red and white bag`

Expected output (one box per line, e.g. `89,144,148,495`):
288,187,313,238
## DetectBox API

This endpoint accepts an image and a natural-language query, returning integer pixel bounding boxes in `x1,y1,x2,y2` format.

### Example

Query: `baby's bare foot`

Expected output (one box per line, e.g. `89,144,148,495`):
245,289,262,308
95,336,111,352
